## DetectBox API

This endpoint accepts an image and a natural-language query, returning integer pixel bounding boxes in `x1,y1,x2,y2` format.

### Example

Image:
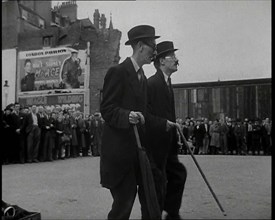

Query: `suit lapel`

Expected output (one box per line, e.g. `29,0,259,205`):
156,70,171,100
123,57,143,97
156,70,175,112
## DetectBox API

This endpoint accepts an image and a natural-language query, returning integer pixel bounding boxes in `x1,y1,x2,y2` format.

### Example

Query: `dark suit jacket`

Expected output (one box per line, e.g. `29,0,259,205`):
193,124,205,146
146,69,178,169
203,123,210,138
24,113,40,134
21,73,35,91
100,57,149,189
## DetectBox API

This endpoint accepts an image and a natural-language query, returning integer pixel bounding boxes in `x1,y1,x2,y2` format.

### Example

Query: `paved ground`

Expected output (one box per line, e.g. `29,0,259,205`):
2,155,271,220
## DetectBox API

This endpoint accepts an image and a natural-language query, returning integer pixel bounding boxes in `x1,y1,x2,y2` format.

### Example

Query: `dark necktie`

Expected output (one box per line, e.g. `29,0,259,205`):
137,68,144,83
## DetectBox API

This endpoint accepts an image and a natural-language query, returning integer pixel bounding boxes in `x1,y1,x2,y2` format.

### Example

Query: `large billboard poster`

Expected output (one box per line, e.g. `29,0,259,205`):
18,93,85,112
17,47,87,94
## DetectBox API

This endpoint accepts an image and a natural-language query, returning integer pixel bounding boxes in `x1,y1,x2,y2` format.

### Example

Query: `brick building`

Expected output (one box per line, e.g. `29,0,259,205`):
2,0,121,114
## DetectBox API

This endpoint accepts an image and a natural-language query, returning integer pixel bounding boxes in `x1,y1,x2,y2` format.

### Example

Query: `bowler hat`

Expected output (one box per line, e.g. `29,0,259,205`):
125,25,160,45
155,41,178,58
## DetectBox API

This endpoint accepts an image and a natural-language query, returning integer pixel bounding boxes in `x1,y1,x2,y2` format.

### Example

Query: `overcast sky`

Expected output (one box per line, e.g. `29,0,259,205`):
52,0,271,84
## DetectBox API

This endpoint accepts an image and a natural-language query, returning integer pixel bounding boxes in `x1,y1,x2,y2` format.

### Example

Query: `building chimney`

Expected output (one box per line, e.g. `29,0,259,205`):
58,1,77,23
94,9,100,29
100,14,106,29
109,13,113,30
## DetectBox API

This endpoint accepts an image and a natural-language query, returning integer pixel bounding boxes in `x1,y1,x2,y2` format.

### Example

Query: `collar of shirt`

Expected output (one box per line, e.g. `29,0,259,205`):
130,56,140,73
161,70,170,84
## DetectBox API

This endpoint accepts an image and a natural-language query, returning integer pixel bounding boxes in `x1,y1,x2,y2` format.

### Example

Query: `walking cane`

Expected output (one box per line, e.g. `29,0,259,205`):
176,125,227,216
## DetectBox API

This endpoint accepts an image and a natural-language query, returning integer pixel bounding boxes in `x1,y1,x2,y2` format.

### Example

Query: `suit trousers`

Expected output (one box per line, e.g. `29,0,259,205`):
39,130,53,161
27,125,41,162
19,133,26,163
202,135,209,154
107,155,150,220
164,155,187,216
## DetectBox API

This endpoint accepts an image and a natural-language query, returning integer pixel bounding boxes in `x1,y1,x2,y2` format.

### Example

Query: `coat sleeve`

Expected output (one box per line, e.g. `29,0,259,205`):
100,66,130,129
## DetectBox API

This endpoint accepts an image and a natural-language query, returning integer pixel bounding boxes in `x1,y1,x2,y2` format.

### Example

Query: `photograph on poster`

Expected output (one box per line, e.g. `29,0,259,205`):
18,47,87,93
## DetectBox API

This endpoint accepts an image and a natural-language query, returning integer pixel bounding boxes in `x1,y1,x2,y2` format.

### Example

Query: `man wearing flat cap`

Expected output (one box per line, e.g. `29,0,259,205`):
61,47,82,89
146,41,187,219
100,25,162,219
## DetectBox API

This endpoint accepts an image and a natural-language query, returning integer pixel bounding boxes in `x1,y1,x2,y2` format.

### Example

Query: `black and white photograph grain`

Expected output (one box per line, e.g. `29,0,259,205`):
2,0,271,219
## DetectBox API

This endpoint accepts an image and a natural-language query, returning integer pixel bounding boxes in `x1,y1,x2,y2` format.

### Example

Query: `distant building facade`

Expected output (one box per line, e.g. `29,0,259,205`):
2,0,121,114
173,78,272,121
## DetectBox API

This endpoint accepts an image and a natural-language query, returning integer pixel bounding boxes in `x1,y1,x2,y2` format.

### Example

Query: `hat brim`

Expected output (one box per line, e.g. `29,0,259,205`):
125,35,160,45
156,48,178,58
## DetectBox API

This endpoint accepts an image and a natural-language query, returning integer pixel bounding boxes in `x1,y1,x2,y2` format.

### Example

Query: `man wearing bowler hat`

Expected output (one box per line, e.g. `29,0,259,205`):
146,41,187,219
100,25,162,219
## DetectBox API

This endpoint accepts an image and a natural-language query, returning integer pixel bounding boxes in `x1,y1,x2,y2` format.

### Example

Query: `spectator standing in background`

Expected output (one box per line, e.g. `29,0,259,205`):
262,118,271,155
234,118,246,155
188,120,195,144
219,118,229,155
251,119,262,155
2,106,14,164
226,118,236,155
55,113,65,159
91,113,103,156
49,111,57,160
246,120,253,154
24,105,41,163
83,115,92,156
76,112,86,157
62,111,72,158
40,107,53,161
202,118,210,154
193,119,205,154
209,119,221,155
10,103,22,163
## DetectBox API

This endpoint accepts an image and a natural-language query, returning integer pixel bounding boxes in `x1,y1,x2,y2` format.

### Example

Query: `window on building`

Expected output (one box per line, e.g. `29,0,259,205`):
212,88,220,113
38,18,45,29
190,89,197,103
55,16,60,25
43,36,53,47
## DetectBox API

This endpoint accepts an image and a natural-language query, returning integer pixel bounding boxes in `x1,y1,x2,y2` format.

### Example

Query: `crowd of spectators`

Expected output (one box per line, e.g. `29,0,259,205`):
176,116,272,156
2,103,104,165
2,103,272,165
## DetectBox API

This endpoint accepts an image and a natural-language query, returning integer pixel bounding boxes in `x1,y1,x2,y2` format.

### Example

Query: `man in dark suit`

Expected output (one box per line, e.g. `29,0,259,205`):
21,59,35,92
146,41,187,220
10,102,25,163
202,118,210,154
100,25,161,220
193,119,206,154
24,105,41,163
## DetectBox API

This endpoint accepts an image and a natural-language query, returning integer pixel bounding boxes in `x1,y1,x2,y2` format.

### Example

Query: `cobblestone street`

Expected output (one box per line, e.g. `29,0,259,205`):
2,155,271,219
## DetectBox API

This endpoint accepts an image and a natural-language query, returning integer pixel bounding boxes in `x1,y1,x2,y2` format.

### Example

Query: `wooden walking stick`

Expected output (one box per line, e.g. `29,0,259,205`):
176,124,227,216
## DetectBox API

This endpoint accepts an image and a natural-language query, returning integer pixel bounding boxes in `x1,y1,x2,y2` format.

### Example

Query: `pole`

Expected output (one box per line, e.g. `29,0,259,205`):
176,125,227,216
